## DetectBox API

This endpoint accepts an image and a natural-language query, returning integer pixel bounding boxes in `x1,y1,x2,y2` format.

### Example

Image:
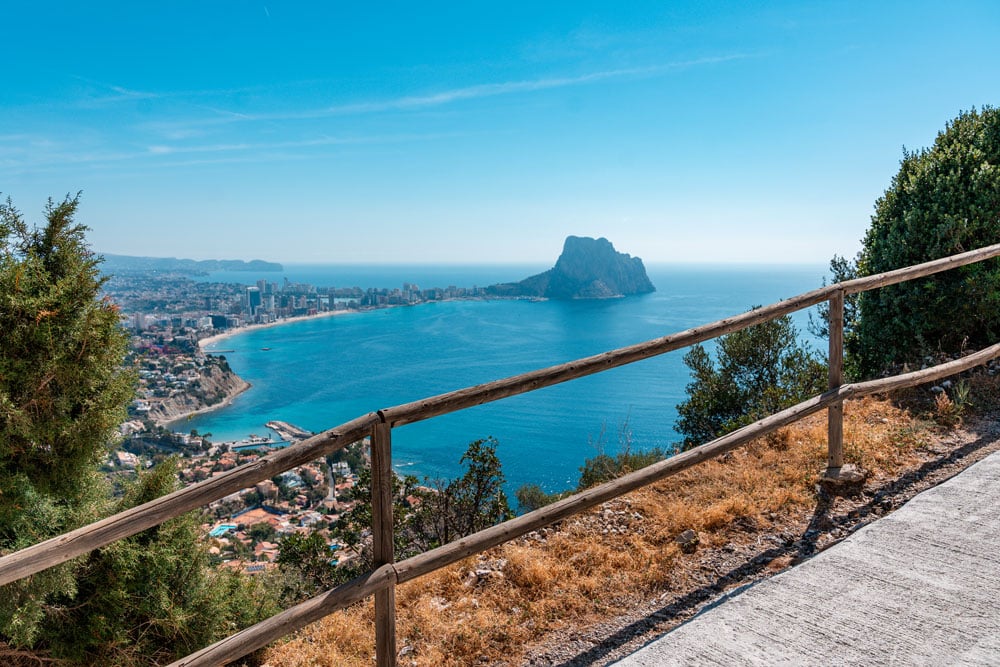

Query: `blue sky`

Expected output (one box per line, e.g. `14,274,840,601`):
2,2,998,264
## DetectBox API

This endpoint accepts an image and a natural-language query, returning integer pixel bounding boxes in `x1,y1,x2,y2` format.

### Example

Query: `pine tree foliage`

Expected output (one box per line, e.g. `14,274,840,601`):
0,196,273,664
674,313,827,450
0,194,134,646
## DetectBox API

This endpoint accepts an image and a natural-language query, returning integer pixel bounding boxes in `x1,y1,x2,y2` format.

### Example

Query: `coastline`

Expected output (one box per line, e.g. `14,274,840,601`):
195,296,542,352
160,377,252,429
182,300,462,432
198,309,351,350
182,296,530,432
176,309,358,430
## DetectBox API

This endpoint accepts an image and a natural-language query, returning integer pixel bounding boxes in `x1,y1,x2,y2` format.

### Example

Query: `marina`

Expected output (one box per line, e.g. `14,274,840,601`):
228,434,289,452
215,421,314,453
266,420,314,443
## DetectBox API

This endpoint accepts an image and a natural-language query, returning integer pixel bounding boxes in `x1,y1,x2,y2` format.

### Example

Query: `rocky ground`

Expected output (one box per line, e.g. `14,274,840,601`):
517,414,1000,666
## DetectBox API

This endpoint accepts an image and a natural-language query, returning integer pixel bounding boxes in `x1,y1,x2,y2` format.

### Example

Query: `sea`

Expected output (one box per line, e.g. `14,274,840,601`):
186,263,828,496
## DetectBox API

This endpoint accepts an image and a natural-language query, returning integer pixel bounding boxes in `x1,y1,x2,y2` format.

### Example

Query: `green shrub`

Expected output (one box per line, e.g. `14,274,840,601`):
675,312,826,450
577,448,668,489
850,106,1000,376
514,484,569,512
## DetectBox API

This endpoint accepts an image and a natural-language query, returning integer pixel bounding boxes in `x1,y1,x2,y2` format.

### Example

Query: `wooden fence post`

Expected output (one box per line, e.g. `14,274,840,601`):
371,422,396,667
827,289,844,470
820,289,865,494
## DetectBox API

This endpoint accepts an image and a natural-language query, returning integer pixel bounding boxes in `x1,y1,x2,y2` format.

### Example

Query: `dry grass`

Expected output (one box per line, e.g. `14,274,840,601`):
261,396,941,667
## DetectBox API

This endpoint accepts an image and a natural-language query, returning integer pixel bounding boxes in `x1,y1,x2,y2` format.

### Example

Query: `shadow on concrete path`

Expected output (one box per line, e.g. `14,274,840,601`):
548,423,1000,667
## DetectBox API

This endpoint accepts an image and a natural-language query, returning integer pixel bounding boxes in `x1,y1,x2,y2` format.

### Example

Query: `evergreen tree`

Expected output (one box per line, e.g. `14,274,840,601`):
675,312,826,450
0,194,134,646
325,437,512,596
0,195,273,664
410,437,513,547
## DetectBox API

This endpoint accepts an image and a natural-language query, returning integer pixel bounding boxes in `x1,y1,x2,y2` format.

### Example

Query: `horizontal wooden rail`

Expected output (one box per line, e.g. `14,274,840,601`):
838,242,1000,295
171,342,1000,666
0,414,379,587
170,564,398,667
378,288,832,427
397,342,1000,584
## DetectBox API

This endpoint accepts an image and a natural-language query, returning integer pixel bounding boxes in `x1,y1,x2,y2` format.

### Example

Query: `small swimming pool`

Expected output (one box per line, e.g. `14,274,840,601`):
209,523,237,537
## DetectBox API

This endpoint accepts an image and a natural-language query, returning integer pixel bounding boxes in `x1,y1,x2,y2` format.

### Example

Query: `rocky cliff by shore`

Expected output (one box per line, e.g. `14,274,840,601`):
489,236,655,299
148,359,250,426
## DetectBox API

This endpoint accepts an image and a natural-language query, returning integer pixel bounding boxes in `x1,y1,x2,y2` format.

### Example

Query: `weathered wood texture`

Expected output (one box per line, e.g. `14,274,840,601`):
0,414,380,587
168,342,1000,667
838,243,1000,295
371,423,397,667
827,290,845,469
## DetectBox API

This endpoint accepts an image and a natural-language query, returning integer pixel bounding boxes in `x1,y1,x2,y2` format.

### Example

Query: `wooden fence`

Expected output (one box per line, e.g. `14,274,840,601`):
3,243,1000,666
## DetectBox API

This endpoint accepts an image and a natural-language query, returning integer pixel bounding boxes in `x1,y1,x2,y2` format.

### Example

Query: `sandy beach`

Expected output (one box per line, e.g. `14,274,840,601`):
198,309,351,350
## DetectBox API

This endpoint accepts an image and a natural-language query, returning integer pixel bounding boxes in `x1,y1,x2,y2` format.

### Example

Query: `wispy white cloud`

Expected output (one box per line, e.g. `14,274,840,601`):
69,74,338,108
66,76,165,108
0,129,464,176
333,55,746,113
145,130,466,156
147,54,750,132
5,54,749,175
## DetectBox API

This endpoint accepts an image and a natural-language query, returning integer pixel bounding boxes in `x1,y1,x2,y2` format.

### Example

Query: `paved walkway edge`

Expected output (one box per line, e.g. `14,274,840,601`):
614,449,1000,666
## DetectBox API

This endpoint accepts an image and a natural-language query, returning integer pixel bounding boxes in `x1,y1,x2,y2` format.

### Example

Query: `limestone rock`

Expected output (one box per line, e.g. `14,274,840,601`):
489,236,655,299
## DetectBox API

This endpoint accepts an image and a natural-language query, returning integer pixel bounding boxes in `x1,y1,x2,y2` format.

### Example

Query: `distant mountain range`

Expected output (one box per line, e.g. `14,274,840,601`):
488,236,655,299
101,254,283,274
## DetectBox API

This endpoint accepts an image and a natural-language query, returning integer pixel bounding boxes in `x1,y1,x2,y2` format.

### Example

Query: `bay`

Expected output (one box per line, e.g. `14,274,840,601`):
189,264,827,495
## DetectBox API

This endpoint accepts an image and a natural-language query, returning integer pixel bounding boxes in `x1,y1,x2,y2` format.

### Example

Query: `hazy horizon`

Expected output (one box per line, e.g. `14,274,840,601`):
100,251,829,269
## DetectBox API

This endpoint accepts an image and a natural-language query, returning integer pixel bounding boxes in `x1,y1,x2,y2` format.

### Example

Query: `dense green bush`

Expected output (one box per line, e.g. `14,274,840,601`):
576,447,668,489
274,531,347,604
850,106,1000,376
514,483,567,512
0,195,135,648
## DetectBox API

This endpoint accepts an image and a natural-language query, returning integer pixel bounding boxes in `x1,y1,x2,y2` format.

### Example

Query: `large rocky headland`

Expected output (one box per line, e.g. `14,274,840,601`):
488,235,655,299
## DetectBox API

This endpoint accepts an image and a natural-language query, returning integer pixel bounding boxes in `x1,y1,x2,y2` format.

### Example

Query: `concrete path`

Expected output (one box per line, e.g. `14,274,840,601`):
615,450,1000,666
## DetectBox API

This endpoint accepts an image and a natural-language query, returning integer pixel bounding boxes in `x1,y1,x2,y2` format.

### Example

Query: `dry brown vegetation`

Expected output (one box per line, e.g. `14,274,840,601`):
260,390,986,666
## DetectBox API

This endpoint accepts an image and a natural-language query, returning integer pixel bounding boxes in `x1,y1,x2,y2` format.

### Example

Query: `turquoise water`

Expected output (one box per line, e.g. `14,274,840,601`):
209,524,237,537
189,264,827,494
